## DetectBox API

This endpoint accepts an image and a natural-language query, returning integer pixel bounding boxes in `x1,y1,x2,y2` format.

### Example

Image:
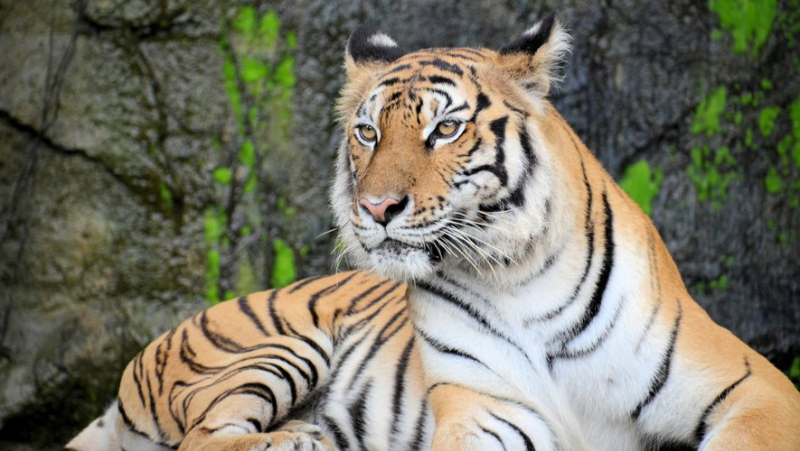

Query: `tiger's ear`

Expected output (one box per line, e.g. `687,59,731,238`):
497,15,571,97
345,25,406,76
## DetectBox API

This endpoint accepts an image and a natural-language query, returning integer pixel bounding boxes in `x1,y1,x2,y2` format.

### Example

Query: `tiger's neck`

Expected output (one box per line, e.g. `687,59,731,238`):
411,145,662,342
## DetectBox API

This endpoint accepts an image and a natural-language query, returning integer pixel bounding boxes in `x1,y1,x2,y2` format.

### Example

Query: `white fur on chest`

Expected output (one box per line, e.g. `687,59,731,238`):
409,233,671,449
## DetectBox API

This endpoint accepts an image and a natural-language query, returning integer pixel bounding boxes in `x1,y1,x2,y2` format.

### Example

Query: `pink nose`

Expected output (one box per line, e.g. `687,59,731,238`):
359,197,401,224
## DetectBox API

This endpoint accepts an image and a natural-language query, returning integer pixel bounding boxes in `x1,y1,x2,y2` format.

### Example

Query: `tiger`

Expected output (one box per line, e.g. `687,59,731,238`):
68,15,800,451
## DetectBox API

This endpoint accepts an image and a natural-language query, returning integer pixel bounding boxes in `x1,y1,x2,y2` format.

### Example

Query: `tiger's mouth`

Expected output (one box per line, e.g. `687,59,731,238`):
375,238,445,263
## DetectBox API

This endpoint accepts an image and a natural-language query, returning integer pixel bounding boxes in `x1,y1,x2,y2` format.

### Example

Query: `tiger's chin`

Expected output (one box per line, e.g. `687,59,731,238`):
365,239,438,281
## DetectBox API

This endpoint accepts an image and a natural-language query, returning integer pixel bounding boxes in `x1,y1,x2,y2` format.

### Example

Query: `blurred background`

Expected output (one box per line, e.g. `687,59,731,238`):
0,0,798,448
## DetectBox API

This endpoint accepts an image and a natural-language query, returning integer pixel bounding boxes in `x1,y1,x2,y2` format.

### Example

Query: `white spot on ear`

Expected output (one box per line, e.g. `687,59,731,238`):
368,33,398,48
522,21,544,37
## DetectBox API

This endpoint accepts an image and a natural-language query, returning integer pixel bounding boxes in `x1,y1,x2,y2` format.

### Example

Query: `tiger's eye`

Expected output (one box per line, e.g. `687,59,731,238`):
436,120,458,137
357,125,377,143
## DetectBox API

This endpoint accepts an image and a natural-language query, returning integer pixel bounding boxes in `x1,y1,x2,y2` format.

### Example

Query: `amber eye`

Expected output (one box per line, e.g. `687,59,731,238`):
356,125,377,144
435,120,459,138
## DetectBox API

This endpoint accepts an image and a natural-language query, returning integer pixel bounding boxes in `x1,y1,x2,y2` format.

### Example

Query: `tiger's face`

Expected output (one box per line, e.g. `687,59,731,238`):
332,19,571,281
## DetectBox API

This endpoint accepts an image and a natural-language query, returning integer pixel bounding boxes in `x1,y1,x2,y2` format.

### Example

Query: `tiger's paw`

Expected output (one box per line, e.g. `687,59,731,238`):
179,421,337,451
253,421,336,451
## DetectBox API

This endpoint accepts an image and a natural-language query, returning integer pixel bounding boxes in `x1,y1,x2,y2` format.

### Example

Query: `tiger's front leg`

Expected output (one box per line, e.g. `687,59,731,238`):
179,417,336,451
428,384,555,451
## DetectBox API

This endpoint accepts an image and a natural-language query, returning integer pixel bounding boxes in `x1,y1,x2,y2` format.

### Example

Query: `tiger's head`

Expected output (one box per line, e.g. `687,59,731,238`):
332,16,579,284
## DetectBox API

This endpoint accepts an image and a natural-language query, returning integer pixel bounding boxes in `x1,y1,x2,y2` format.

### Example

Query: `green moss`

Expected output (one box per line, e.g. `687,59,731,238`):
239,140,256,168
159,182,173,211
765,167,783,193
259,10,281,48
213,167,233,185
286,31,298,49
619,160,664,216
777,135,793,167
243,174,257,193
722,254,736,267
758,106,781,137
709,274,729,290
222,57,244,134
692,87,727,136
744,128,754,148
275,57,296,89
709,0,777,56
242,58,269,84
203,208,226,245
233,6,256,35
206,7,299,302
688,145,739,208
271,238,296,288
204,208,228,304
790,93,800,167
789,357,800,387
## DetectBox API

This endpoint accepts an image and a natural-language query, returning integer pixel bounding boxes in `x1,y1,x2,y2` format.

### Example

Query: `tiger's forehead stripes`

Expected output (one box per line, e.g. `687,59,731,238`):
357,60,481,128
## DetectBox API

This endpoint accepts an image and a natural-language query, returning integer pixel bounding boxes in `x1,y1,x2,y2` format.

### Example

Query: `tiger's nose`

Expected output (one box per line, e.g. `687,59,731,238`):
358,196,409,226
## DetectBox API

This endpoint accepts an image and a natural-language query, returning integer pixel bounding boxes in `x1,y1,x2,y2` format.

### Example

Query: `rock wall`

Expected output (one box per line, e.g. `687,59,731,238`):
0,0,797,447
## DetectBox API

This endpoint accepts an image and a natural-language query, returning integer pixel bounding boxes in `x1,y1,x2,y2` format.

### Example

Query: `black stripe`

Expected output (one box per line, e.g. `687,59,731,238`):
190,382,277,431
264,347,318,388
378,77,401,87
323,414,351,450
557,296,626,360
238,296,269,336
444,51,480,62
526,159,595,324
409,399,430,450
284,321,331,366
694,357,752,443
448,101,470,114
383,63,413,75
489,116,509,186
246,417,264,433
473,93,490,118
390,337,415,441
118,399,170,445
632,300,683,419
287,275,324,293
198,311,245,352
422,87,452,109
145,375,169,442
415,327,487,367
260,362,297,406
419,58,463,76
481,426,507,449
506,123,537,206
346,308,408,390
416,281,493,330
490,412,535,451
635,301,662,354
550,189,614,359
570,191,614,339
427,74,456,86
347,280,399,314
132,353,147,407
349,380,373,448
309,272,358,327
